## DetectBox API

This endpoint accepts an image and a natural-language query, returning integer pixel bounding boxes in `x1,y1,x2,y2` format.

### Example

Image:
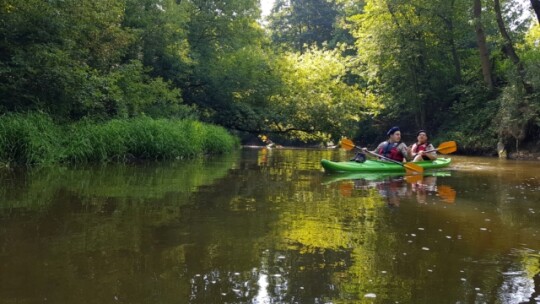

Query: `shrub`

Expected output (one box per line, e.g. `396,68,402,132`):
0,113,238,165
0,113,61,164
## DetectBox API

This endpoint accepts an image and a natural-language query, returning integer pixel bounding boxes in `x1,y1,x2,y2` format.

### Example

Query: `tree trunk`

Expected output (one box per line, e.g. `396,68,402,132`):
473,0,494,90
531,0,540,24
447,0,462,83
449,32,462,84
494,0,519,65
494,0,533,94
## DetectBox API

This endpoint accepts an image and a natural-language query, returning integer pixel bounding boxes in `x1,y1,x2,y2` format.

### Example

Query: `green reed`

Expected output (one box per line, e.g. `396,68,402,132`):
0,113,61,165
0,114,239,165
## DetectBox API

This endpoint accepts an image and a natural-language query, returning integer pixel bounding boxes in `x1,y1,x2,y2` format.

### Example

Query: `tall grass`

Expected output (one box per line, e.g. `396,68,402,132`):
0,114,239,165
0,113,62,164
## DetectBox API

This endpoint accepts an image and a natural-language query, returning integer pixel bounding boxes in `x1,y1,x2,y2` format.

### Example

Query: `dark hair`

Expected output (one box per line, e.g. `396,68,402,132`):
417,130,428,138
387,126,400,136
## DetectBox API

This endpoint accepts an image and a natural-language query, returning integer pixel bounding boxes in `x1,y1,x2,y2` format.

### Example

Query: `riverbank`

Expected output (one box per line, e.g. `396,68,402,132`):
508,150,540,161
501,141,540,161
0,113,239,165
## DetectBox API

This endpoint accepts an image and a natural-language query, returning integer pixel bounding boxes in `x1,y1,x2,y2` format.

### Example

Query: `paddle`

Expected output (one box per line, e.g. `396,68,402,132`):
403,175,456,203
404,174,424,184
339,182,353,197
340,138,424,173
424,141,457,154
437,185,457,203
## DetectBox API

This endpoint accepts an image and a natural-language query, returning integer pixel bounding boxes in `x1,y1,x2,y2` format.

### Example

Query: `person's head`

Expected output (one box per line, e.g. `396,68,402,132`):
387,126,401,142
416,130,428,144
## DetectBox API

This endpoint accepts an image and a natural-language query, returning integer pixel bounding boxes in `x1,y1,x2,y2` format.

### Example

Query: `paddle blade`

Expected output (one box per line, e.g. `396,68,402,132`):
437,141,457,154
438,185,456,203
340,138,356,151
404,162,424,173
404,174,423,184
339,182,353,197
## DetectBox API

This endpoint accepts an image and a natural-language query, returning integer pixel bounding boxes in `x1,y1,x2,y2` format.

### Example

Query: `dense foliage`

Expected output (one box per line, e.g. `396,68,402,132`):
1,0,539,155
0,113,238,164
346,0,539,152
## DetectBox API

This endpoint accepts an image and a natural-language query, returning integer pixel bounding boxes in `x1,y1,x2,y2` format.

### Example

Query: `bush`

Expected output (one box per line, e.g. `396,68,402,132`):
440,84,499,154
0,113,238,165
0,113,62,164
62,117,239,162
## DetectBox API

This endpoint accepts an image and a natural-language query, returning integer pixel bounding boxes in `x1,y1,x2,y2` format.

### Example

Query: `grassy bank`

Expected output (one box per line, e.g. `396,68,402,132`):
0,113,239,165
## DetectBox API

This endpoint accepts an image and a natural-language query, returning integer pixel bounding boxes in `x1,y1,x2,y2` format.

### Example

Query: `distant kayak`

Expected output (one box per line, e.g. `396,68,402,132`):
321,158,452,173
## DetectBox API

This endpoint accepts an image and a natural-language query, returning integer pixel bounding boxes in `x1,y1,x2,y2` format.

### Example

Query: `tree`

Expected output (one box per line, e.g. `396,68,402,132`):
123,0,193,83
493,0,532,93
473,0,494,90
494,3,539,152
531,0,540,23
0,0,184,119
266,46,379,141
348,0,470,130
267,0,340,52
177,0,284,131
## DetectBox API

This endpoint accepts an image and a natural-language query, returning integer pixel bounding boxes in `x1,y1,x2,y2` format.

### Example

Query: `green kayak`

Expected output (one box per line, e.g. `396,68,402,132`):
321,158,452,173
322,171,452,184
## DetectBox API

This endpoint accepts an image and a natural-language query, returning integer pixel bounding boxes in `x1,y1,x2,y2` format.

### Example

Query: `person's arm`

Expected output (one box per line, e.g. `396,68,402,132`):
408,144,416,159
362,142,385,155
374,142,385,154
424,144,437,160
398,143,410,161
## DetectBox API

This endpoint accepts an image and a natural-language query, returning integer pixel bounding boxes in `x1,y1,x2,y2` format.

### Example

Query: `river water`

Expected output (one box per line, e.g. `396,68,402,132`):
0,148,539,303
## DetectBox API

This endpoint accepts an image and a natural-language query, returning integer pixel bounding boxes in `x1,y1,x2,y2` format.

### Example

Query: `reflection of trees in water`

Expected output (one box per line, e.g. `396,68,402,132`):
443,170,540,301
0,154,238,213
180,155,540,302
1,149,540,303
189,247,353,303
446,172,540,228
498,249,540,303
448,249,540,303
0,155,239,303
322,171,540,302
183,151,387,302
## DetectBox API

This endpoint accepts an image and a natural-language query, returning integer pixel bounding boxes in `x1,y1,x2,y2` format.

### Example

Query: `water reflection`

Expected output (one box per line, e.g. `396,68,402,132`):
325,171,456,206
1,150,540,303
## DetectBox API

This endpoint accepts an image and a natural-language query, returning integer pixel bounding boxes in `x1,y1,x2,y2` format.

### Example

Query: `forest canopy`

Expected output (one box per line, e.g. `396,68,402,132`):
1,0,539,153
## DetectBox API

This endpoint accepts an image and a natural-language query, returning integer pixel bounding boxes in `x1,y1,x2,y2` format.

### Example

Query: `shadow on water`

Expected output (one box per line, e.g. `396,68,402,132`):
0,149,540,303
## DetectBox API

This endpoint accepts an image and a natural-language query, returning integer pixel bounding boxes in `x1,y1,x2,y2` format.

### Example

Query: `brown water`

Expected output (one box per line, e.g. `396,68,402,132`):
0,148,539,303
